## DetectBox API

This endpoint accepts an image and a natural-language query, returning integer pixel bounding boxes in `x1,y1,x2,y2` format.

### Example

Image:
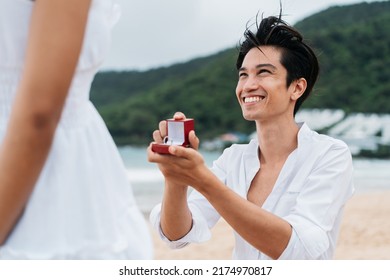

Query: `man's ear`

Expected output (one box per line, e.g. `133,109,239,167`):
290,78,307,101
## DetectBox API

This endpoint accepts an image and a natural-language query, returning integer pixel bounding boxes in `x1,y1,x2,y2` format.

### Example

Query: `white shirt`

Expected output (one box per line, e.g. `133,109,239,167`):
150,123,354,259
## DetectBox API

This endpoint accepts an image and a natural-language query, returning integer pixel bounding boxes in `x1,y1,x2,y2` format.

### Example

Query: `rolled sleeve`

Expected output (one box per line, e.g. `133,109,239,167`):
149,202,212,249
278,142,354,259
278,219,329,259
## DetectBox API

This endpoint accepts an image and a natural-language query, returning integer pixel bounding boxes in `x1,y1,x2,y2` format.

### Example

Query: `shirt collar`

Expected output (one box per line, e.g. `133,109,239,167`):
247,122,312,156
296,122,312,148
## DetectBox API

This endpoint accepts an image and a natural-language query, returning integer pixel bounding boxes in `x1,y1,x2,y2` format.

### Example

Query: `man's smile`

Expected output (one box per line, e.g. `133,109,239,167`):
243,95,265,104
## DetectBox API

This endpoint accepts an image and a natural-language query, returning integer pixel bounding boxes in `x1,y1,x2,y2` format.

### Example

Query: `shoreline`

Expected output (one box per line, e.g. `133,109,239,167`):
145,190,390,260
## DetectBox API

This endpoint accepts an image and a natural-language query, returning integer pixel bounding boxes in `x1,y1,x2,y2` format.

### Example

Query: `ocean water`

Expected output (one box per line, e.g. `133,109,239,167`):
118,146,390,213
118,146,221,213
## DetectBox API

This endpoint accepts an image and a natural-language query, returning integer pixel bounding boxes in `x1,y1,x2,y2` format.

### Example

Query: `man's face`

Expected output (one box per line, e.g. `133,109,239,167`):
235,46,296,122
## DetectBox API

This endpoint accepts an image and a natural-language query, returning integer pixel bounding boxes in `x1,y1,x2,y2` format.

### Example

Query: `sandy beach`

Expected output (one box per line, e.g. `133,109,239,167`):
148,190,390,260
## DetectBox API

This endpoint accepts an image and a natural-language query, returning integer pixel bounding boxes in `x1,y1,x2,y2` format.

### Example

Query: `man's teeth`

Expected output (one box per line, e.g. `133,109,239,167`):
244,96,264,103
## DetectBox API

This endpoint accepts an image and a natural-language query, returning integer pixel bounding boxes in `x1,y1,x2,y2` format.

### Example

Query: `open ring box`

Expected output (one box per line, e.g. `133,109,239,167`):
152,118,195,154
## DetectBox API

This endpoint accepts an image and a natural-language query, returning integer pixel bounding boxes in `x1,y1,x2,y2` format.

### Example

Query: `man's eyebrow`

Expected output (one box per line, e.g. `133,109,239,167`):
238,63,277,72
256,63,277,70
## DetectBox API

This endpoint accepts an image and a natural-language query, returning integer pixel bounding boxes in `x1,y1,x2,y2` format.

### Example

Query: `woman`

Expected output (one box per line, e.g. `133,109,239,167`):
0,0,152,259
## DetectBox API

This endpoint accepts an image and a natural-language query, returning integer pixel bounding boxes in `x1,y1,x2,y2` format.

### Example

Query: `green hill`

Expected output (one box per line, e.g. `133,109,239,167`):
90,1,390,145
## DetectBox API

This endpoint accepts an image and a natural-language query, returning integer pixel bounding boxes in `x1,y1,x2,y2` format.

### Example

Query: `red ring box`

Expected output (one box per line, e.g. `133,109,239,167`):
152,119,195,154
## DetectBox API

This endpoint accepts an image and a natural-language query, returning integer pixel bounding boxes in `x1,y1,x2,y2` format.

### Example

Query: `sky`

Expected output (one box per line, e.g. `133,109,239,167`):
101,0,382,71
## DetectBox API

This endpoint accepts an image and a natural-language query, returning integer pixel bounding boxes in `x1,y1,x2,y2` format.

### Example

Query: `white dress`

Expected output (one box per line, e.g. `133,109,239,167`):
0,0,153,259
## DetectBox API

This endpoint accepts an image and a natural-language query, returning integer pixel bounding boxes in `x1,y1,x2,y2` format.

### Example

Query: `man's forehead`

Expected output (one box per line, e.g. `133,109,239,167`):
241,47,282,67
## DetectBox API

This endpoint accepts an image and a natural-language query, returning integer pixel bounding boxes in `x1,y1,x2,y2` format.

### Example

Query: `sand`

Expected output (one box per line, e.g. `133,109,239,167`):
148,191,390,260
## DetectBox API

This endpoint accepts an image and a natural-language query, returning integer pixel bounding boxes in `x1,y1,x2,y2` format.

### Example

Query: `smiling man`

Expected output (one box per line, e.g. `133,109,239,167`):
148,14,354,260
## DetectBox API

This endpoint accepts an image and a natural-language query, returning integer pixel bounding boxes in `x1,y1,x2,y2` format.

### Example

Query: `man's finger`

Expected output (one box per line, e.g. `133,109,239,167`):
153,130,163,143
189,130,199,150
173,111,186,120
168,145,194,159
147,143,173,163
146,144,157,163
158,120,167,138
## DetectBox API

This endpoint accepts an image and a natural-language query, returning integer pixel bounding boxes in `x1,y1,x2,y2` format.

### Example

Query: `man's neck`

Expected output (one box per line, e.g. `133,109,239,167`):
255,118,300,165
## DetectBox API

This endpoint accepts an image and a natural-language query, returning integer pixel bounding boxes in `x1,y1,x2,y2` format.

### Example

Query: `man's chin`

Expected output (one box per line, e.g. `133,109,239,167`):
242,112,257,121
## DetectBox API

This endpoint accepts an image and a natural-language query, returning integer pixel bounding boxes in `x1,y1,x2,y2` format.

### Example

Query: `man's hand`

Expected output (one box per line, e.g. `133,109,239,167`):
147,111,203,187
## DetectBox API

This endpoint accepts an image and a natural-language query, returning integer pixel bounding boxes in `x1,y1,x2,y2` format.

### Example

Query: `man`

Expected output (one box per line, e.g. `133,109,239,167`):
147,15,354,260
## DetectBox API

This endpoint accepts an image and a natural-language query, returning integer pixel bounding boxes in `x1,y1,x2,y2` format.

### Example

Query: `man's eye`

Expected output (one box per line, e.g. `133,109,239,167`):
239,72,247,78
258,69,270,75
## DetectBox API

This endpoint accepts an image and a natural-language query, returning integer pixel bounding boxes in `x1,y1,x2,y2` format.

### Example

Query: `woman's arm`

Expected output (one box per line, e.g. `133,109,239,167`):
0,0,92,244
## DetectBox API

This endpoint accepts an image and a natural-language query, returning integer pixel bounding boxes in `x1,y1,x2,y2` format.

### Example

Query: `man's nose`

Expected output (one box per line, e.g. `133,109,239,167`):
243,76,259,92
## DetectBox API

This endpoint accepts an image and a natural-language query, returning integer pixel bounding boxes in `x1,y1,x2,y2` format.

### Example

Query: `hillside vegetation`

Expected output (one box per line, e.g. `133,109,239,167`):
90,1,390,145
